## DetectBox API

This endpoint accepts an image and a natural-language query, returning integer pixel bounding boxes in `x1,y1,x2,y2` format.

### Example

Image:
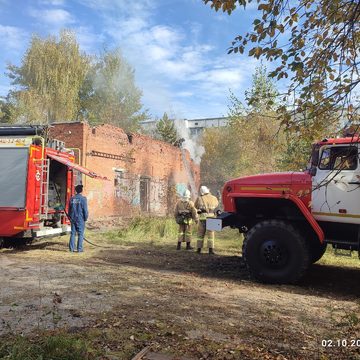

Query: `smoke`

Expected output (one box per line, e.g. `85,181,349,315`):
173,118,204,164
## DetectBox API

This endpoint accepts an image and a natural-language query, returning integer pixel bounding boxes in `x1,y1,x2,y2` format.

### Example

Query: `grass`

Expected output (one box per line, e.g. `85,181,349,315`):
102,216,360,268
103,216,178,246
0,333,96,360
103,216,244,253
318,246,360,268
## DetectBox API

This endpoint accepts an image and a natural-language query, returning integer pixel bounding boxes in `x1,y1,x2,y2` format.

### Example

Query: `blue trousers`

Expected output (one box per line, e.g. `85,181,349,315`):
69,221,85,252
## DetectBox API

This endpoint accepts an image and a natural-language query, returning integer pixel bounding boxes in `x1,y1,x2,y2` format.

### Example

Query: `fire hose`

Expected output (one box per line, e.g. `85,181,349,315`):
54,184,110,249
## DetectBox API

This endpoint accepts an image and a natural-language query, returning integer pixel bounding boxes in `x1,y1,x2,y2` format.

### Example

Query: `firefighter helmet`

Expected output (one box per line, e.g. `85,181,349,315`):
183,189,191,199
200,186,209,195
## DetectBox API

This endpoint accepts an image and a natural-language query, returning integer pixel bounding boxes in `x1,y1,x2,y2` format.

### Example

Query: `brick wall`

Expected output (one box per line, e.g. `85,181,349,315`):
49,122,200,219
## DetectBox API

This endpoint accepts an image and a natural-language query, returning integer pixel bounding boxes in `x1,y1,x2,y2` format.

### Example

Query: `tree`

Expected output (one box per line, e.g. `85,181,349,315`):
202,71,283,189
155,112,180,145
245,63,278,112
80,49,147,132
0,96,14,123
7,30,89,124
201,111,283,189
204,0,360,127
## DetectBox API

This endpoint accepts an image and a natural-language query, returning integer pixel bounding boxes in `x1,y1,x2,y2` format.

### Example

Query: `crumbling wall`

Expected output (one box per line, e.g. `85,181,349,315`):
49,122,200,219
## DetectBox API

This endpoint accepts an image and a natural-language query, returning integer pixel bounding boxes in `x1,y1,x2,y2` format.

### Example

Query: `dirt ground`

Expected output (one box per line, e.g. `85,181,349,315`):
1,232,360,360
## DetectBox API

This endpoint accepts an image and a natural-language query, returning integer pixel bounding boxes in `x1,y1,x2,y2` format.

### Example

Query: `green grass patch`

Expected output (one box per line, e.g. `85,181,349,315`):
102,217,360,267
0,333,96,360
319,246,360,268
102,216,245,255
104,216,178,246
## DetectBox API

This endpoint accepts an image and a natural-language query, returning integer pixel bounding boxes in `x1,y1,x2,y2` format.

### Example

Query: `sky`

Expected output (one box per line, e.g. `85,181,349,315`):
0,0,271,119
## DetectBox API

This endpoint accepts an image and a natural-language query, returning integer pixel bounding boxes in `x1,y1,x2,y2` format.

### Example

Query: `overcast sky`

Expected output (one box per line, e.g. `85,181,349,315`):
0,0,273,119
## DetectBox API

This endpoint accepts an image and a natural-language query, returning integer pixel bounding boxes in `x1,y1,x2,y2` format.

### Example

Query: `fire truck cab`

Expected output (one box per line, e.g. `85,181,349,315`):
0,126,104,247
207,136,360,284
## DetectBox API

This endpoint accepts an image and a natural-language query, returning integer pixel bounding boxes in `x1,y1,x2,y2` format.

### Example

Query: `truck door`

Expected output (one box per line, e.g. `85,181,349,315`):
312,144,360,224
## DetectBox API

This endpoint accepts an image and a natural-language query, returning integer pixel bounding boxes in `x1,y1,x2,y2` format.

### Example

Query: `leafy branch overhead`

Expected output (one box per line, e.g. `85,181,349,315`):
204,0,360,127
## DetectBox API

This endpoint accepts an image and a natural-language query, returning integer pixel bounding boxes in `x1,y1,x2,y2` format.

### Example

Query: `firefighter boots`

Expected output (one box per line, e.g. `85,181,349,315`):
197,248,201,254
176,242,181,250
209,248,215,255
186,243,193,250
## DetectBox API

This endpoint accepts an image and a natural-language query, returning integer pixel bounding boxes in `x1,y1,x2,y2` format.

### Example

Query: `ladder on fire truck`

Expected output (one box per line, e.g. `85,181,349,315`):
35,158,50,220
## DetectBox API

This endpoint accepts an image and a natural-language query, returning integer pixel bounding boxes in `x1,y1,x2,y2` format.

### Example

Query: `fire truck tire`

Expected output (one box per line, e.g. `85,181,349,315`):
308,241,327,264
243,220,310,284
0,237,4,249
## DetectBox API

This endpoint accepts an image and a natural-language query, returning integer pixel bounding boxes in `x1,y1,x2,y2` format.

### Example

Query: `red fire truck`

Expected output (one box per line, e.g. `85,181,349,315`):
0,126,105,247
207,135,360,284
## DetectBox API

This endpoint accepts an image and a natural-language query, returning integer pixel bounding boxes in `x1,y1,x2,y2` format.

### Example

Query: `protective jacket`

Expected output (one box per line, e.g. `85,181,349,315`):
69,193,88,223
174,199,198,225
195,193,219,220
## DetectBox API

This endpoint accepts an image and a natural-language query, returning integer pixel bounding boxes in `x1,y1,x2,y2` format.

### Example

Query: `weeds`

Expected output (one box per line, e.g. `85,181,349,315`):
103,216,244,255
0,334,95,360
104,217,178,246
318,247,360,268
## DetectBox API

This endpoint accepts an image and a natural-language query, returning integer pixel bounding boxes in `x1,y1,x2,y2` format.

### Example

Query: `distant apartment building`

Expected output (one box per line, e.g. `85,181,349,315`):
184,117,230,137
140,116,230,138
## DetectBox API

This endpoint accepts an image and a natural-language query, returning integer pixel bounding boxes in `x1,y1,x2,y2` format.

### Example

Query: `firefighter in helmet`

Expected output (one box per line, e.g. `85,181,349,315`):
195,185,219,254
69,184,89,253
174,189,198,250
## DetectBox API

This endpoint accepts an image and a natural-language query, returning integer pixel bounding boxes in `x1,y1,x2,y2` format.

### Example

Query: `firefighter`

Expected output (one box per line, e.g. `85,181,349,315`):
69,184,89,253
174,189,198,250
195,185,219,254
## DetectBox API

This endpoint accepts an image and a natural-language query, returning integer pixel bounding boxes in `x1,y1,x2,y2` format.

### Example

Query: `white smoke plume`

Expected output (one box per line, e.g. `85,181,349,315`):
173,118,205,164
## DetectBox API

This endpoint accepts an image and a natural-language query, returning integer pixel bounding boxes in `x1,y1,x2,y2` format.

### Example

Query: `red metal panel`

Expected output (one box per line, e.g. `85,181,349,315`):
317,136,360,145
46,153,108,179
0,209,26,237
228,192,325,243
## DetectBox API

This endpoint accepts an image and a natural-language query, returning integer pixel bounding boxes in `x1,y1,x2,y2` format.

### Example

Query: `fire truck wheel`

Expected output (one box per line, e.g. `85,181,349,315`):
0,237,4,249
243,220,310,284
308,241,327,264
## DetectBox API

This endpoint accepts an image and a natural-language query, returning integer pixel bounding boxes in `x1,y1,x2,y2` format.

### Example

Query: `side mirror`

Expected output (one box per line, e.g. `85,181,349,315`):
309,166,317,176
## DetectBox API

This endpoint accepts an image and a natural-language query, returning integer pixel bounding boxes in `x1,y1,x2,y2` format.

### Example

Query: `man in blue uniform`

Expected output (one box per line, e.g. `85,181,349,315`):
69,184,89,253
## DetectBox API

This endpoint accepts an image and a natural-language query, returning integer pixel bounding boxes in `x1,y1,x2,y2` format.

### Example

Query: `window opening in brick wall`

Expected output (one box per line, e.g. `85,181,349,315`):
114,169,124,198
140,176,150,212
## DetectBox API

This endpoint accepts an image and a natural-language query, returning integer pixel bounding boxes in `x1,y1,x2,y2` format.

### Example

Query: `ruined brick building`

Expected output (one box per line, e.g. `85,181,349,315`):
50,122,200,219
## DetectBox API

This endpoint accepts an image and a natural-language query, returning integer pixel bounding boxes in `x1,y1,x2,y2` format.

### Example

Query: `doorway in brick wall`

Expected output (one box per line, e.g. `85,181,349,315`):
140,176,150,212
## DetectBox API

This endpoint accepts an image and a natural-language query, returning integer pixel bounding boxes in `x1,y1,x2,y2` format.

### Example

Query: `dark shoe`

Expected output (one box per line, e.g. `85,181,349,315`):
196,248,201,254
176,243,181,250
209,248,215,255
186,243,194,250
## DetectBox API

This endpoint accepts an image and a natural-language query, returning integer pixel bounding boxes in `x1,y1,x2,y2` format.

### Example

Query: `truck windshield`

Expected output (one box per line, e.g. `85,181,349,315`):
319,146,358,171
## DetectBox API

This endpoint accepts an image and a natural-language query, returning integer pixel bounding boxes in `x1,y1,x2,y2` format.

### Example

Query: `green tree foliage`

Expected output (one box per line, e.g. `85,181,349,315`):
7,30,89,124
80,49,147,132
0,97,12,123
201,112,283,187
204,0,360,127
201,68,283,188
155,112,180,145
5,31,147,131
245,63,278,112
277,112,340,171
